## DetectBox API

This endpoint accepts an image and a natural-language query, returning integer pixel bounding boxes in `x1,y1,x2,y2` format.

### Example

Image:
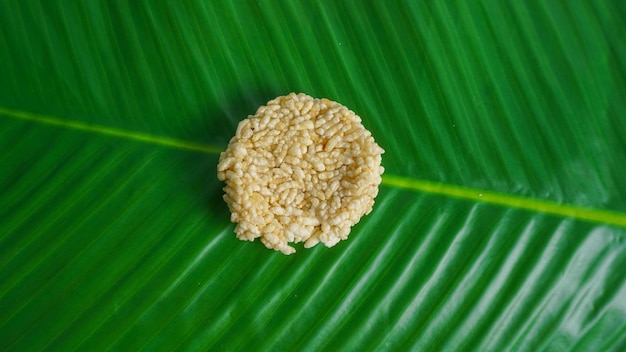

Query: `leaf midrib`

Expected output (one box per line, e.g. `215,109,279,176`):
2,105,625,228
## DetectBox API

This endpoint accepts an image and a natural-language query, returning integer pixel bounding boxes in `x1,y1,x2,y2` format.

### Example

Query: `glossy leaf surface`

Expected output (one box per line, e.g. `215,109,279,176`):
1,1,626,351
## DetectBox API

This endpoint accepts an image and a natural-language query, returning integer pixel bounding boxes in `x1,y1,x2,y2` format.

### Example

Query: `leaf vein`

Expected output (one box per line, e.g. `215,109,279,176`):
3,106,625,228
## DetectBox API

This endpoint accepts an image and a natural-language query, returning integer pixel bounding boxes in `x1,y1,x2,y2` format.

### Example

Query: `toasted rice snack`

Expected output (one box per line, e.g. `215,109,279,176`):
217,93,384,254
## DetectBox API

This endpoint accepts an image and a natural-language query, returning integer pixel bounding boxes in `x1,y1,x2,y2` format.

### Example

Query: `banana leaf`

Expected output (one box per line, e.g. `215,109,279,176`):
1,1,626,351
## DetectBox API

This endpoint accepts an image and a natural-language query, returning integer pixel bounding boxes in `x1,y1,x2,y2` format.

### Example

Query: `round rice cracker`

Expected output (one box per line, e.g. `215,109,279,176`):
217,93,384,254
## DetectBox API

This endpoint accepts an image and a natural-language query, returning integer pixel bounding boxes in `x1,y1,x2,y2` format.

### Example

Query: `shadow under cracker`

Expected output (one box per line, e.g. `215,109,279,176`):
183,87,284,224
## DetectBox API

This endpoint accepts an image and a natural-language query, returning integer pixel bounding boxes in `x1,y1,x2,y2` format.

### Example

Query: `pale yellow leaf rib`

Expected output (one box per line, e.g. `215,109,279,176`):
0,106,221,154
3,105,626,229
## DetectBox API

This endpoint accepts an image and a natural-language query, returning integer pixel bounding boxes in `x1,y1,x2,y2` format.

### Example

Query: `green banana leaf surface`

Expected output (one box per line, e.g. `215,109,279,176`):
2,1,626,351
